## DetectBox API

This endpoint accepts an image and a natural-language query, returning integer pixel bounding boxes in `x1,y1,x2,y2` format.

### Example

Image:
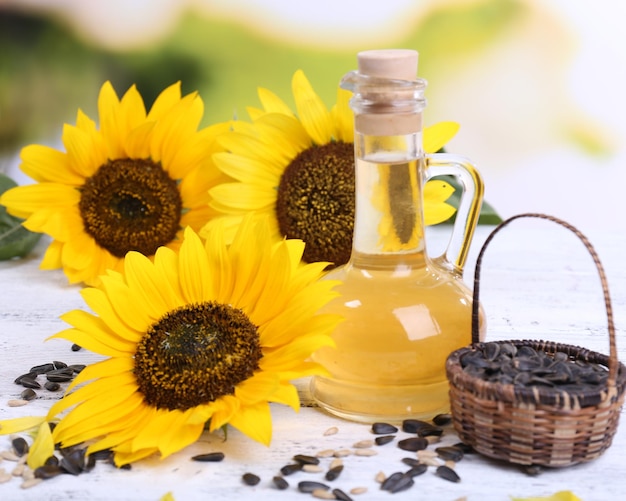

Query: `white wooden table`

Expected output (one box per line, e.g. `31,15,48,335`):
1,222,624,501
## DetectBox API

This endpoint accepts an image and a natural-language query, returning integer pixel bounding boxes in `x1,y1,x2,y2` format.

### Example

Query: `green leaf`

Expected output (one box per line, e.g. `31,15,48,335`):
0,173,42,260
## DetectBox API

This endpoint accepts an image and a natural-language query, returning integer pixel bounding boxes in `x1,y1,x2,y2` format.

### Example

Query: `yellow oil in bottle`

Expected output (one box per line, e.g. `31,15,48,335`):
311,259,475,422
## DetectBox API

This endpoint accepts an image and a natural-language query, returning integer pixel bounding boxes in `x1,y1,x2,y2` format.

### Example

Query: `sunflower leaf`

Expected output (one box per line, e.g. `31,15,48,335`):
0,173,42,260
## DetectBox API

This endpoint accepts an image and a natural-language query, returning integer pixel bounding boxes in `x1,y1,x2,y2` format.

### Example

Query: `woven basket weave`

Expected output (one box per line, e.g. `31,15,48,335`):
445,213,626,467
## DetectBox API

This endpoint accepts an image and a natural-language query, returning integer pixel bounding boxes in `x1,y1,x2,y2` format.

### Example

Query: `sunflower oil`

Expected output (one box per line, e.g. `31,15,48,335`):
310,49,484,422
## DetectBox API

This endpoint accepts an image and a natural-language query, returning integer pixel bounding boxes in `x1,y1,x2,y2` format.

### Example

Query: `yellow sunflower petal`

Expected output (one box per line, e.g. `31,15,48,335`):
292,70,333,145
423,121,460,153
178,227,211,303
147,81,182,121
26,421,55,470
19,144,83,185
257,86,295,116
331,87,354,142
228,401,272,446
0,416,46,435
97,81,125,159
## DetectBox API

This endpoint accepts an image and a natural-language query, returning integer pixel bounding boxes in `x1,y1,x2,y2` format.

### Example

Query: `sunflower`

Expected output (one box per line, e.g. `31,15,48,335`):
0,81,229,285
205,70,458,267
0,217,341,467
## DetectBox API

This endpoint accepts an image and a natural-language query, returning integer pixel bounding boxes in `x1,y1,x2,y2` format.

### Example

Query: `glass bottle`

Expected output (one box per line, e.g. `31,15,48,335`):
310,49,485,422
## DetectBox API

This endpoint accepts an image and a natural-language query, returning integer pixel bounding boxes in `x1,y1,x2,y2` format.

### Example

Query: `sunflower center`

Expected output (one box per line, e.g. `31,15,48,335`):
79,158,182,257
276,141,354,266
134,302,262,410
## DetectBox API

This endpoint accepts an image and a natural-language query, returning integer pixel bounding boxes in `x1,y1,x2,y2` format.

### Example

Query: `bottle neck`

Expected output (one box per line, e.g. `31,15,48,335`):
349,131,427,270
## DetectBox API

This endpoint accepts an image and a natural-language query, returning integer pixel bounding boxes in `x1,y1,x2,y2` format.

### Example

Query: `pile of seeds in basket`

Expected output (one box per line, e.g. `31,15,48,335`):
459,342,609,388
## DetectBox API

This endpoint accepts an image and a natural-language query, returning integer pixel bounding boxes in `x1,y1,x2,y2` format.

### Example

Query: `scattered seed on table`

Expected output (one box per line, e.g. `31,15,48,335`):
0,470,12,484
350,487,367,495
1,450,20,461
432,413,452,426
11,461,25,477
303,464,324,473
273,476,289,490
375,471,386,483
12,438,29,457
353,439,374,449
44,381,61,392
69,364,86,374
294,454,320,465
298,480,330,493
312,488,336,500
452,442,474,454
17,378,41,389
19,389,37,401
71,344,82,352
333,449,352,458
29,363,54,375
280,463,303,476
317,449,335,458
435,446,464,462
191,452,225,462
34,464,64,480
332,488,353,501
7,399,28,407
329,458,343,469
397,437,428,452
371,422,398,435
354,449,377,457
381,471,414,493
401,457,421,468
325,464,344,481
53,361,68,369
436,465,461,483
374,435,395,446
402,419,443,437
242,472,260,486
20,478,43,489
405,464,428,477
323,426,339,436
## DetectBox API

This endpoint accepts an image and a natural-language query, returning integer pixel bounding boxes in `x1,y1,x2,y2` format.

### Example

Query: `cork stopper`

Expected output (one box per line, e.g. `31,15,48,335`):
357,49,418,81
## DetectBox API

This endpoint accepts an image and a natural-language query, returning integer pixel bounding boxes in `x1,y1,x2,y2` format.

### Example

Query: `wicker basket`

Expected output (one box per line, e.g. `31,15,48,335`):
445,213,626,467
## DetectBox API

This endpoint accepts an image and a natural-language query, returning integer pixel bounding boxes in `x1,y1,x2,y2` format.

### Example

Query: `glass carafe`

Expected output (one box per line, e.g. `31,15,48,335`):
310,49,485,422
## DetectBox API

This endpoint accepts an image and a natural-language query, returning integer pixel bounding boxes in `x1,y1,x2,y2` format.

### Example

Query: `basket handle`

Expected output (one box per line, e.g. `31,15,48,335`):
471,213,618,387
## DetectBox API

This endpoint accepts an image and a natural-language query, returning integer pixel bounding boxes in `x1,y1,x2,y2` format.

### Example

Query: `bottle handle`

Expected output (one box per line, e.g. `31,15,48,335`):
425,153,484,273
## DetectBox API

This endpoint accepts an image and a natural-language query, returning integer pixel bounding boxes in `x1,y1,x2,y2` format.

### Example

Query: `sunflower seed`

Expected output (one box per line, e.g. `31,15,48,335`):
452,442,474,454
1,450,20,461
303,464,324,473
11,460,26,477
0,469,13,483
353,440,374,449
8,399,29,407
317,449,336,458
323,426,339,436
20,388,37,401
381,472,414,493
312,489,336,499
294,454,320,465
298,480,330,493
191,452,225,462
329,458,343,469
371,422,398,434
401,419,443,437
333,449,352,457
405,464,428,477
354,449,377,457
350,487,367,495
44,455,59,467
435,446,464,462
34,464,64,480
242,472,260,486
375,435,395,446
12,437,29,457
17,378,41,389
397,437,428,452
44,381,61,392
68,364,86,374
436,465,460,483
280,463,303,476
71,344,82,352
60,448,86,475
325,464,344,481
432,413,452,426
332,488,353,501
29,363,55,375
273,476,289,490
20,478,44,489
